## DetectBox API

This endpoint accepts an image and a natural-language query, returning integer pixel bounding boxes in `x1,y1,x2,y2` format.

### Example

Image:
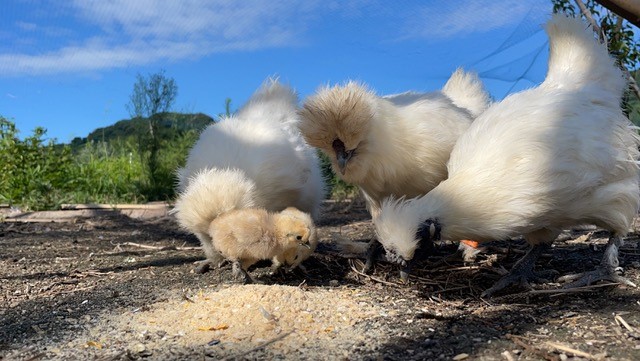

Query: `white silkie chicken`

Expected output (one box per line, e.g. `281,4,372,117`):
298,69,491,267
173,79,326,273
375,14,640,296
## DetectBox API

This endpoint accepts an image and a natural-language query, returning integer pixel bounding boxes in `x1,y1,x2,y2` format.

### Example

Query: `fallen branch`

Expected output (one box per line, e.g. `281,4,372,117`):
492,282,620,301
119,242,200,251
220,330,293,360
2,218,72,223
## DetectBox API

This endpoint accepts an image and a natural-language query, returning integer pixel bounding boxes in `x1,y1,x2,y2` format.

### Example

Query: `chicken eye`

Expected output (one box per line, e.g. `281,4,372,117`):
296,235,303,240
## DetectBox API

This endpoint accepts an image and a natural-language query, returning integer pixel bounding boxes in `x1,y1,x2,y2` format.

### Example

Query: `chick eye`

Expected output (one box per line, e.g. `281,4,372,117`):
296,235,303,240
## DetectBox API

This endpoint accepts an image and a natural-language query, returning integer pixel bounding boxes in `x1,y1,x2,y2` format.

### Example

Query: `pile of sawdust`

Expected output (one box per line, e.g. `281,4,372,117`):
86,284,383,357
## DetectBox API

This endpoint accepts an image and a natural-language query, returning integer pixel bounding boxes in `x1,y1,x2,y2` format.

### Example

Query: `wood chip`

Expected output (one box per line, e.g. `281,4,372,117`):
197,324,229,331
86,341,102,349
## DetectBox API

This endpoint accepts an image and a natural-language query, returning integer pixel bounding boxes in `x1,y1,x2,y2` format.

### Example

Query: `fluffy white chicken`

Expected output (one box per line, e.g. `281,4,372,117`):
173,79,325,272
375,14,640,296
298,69,489,213
298,69,490,266
209,207,317,283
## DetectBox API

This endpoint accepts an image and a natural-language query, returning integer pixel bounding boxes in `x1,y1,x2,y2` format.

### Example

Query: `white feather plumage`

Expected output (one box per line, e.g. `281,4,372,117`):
376,15,640,268
173,79,326,268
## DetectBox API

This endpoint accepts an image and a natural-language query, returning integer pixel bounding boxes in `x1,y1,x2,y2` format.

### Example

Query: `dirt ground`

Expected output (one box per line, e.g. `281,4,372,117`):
1,201,640,361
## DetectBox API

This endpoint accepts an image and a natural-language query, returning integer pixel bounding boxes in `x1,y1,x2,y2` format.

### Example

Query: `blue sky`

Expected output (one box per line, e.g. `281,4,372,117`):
1,0,552,143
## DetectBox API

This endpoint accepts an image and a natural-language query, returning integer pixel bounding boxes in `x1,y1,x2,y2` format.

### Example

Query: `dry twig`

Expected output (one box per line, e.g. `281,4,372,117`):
349,260,403,287
614,314,640,339
506,334,558,361
544,341,599,360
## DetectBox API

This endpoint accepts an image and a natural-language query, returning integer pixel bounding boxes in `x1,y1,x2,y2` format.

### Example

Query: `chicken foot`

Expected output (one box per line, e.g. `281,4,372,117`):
559,236,637,288
363,239,385,273
481,243,555,298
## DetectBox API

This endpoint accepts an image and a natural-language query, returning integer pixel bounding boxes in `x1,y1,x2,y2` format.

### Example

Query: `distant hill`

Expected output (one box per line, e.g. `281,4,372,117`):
69,112,214,150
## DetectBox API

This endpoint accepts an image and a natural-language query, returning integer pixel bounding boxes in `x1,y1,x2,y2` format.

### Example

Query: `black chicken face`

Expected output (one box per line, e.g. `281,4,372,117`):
394,218,441,282
417,218,441,245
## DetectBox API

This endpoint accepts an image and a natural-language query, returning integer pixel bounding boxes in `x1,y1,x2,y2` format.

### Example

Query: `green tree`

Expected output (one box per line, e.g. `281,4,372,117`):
126,70,178,199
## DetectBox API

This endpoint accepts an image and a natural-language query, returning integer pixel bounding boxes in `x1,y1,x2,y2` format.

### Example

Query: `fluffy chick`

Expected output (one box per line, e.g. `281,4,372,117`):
209,207,316,283
298,69,490,265
173,79,325,272
375,14,640,296
272,207,319,272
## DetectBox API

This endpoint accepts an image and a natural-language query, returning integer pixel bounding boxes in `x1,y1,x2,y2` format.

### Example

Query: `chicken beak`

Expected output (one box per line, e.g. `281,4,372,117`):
336,150,352,175
399,259,414,283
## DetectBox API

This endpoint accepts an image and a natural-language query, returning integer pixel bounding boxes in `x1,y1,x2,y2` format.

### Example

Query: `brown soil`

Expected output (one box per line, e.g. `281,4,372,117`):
1,201,640,360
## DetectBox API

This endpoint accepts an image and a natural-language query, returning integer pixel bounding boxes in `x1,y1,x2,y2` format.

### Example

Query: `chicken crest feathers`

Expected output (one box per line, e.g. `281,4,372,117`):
297,81,374,150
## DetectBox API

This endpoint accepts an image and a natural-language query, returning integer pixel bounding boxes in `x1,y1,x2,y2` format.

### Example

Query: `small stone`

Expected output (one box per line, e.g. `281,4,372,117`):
453,353,469,360
132,343,146,353
329,280,340,287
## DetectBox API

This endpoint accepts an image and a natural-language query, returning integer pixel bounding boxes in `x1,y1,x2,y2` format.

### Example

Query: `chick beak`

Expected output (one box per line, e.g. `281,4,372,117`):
299,241,311,249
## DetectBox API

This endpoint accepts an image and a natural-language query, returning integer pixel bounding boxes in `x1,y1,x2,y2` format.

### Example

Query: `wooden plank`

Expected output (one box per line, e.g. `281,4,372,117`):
60,203,170,210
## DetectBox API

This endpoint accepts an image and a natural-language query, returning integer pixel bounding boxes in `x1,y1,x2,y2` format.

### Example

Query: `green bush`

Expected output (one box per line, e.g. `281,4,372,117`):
0,117,74,210
66,139,146,204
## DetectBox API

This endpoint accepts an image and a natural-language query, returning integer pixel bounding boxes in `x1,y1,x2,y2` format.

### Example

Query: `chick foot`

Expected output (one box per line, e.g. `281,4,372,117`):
194,260,212,274
559,236,637,288
195,258,228,274
481,243,553,298
232,261,254,284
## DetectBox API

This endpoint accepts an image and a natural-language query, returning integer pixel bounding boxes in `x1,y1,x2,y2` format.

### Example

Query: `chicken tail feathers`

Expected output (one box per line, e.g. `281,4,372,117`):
173,168,259,238
544,14,626,95
442,68,491,118
235,78,299,122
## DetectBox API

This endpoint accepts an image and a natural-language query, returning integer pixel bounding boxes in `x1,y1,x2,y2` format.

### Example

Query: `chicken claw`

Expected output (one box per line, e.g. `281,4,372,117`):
363,240,384,274
481,244,554,298
559,236,637,288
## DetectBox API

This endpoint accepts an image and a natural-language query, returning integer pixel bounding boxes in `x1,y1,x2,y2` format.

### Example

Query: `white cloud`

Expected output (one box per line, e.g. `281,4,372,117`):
400,0,549,40
15,21,37,31
1,0,324,76
0,0,550,76
6,93,17,99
